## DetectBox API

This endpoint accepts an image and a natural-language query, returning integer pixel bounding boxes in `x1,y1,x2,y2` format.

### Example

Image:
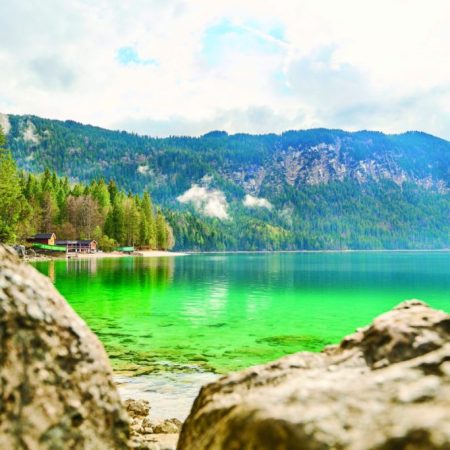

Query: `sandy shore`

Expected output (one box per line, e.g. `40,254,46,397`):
26,250,187,262
80,250,187,259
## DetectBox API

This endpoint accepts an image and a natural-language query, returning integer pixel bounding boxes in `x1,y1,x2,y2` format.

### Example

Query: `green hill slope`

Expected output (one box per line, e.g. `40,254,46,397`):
3,113,450,250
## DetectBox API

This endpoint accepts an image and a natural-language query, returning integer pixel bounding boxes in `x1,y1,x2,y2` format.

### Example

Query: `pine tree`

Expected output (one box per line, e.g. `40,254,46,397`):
92,179,111,212
123,196,140,245
107,197,125,244
0,127,23,242
156,209,168,250
108,179,118,204
140,192,156,248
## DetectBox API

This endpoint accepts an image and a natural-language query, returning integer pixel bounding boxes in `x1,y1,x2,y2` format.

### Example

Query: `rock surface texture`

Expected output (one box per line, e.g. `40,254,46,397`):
126,399,181,450
178,300,450,450
0,245,129,449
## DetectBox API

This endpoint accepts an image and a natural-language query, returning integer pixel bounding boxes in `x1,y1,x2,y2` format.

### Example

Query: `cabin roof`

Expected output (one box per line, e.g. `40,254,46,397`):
32,233,55,239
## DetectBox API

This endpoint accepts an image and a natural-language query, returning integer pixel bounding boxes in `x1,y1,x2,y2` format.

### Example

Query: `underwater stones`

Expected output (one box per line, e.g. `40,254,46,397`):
178,300,450,450
0,245,129,449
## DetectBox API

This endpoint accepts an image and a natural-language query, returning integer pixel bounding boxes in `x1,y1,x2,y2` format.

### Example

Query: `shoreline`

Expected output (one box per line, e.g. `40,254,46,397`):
26,249,188,262
186,248,450,254
23,247,450,262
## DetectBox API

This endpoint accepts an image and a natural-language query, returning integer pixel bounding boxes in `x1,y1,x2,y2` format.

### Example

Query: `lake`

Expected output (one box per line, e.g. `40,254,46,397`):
33,251,450,418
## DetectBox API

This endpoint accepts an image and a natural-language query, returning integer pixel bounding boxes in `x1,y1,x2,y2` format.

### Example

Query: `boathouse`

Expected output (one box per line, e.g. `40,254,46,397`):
55,240,97,254
27,233,56,246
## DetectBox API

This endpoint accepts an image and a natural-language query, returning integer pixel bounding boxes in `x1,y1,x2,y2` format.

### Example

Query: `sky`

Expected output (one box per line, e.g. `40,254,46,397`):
0,0,449,139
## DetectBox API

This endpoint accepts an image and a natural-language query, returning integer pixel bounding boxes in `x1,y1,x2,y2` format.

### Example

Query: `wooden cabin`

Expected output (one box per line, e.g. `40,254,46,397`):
27,233,56,246
55,240,97,254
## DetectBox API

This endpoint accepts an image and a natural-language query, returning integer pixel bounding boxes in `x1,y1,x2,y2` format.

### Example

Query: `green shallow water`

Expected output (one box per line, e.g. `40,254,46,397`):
33,252,450,375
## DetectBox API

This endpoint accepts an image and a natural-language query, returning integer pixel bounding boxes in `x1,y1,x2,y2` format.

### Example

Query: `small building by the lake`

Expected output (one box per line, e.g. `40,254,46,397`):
55,240,97,254
27,233,56,246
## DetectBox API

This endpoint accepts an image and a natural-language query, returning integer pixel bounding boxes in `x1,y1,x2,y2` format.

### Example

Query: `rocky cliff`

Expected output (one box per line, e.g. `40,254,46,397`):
178,300,450,450
0,245,129,449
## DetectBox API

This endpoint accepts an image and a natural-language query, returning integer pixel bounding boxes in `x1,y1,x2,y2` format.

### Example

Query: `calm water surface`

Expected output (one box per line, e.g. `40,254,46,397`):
34,252,450,375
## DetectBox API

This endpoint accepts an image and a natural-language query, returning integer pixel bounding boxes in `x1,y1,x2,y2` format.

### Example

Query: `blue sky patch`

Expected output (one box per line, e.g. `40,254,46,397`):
116,47,158,66
201,19,286,66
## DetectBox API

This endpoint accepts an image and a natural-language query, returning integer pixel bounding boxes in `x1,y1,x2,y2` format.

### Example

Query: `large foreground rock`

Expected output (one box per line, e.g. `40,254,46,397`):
178,300,450,450
0,245,129,449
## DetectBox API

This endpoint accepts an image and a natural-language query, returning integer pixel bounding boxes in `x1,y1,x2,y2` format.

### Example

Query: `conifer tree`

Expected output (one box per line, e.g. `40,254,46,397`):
0,127,23,242
156,209,168,250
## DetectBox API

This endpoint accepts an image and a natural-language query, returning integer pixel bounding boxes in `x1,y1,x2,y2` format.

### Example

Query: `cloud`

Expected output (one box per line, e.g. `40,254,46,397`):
116,106,308,136
243,194,272,209
177,184,229,219
0,0,449,139
29,56,77,90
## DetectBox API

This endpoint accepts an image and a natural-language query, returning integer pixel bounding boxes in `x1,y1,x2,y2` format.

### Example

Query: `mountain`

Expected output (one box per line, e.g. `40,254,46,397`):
2,113,450,250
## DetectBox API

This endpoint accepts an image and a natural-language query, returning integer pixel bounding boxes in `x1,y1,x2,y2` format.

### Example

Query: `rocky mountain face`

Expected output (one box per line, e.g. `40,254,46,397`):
232,140,448,195
178,300,450,450
3,114,449,198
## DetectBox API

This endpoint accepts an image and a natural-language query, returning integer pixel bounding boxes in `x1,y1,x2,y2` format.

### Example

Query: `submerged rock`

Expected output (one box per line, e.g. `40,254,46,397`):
178,300,450,450
0,245,129,449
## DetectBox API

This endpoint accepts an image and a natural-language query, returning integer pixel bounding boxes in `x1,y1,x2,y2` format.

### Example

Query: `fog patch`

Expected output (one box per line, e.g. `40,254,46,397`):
0,113,11,135
177,184,229,220
137,165,150,175
243,194,272,210
23,121,40,144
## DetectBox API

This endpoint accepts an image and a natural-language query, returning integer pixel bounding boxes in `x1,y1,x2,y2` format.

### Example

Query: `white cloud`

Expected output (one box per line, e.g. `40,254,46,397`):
177,184,229,219
0,0,449,138
243,194,272,210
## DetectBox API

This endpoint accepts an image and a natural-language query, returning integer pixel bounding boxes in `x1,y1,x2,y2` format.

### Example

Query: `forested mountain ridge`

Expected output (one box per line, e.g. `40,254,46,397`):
3,113,449,197
2,113,450,250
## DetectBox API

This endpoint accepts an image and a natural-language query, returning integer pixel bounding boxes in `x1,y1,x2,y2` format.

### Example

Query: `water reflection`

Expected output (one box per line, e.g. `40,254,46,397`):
32,252,450,374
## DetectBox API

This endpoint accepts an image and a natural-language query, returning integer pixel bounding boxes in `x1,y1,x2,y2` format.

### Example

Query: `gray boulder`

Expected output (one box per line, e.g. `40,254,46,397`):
178,300,450,450
0,245,129,449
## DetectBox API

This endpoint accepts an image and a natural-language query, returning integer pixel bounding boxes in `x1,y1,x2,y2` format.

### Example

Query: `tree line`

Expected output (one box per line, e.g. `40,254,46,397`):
0,127,174,250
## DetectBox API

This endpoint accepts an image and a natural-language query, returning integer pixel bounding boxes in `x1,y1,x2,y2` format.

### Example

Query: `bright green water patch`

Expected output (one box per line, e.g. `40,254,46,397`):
33,252,450,374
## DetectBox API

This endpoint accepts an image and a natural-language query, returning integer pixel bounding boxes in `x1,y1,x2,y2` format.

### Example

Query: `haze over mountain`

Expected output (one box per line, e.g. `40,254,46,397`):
3,113,450,250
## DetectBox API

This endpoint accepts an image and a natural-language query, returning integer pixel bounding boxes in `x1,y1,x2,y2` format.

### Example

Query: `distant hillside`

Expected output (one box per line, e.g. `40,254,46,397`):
2,113,450,250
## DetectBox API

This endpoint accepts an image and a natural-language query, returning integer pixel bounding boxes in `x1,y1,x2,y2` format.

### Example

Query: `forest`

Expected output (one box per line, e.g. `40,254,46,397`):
165,179,450,251
0,127,173,250
2,115,450,251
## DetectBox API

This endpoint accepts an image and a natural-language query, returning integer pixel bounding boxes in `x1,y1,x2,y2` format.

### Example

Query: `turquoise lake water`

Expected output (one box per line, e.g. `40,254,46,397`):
33,251,450,375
